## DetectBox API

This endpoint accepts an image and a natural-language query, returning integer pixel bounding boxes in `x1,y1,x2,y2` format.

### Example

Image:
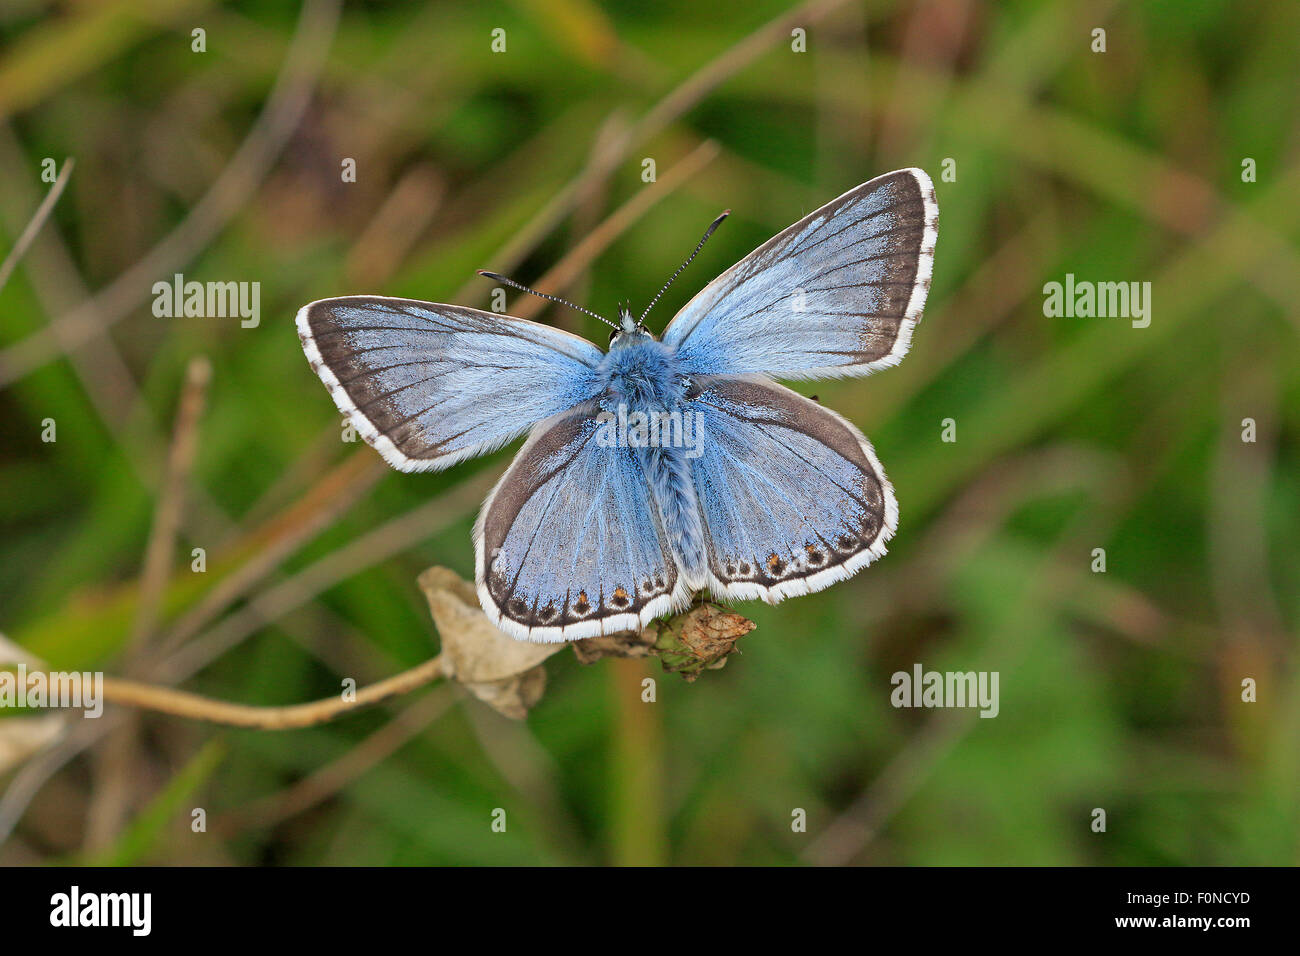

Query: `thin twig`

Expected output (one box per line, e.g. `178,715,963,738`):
215,686,457,833
803,450,1155,865
155,452,388,658
454,0,852,307
129,356,212,652
0,125,148,432
0,0,342,387
0,156,73,293
508,139,721,322
632,0,852,149
0,124,241,547
158,470,495,684
87,355,212,850
802,706,975,865
56,655,448,731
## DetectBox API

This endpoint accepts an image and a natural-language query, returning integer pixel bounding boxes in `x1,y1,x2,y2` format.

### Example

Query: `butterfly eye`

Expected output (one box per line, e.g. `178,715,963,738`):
608,328,619,344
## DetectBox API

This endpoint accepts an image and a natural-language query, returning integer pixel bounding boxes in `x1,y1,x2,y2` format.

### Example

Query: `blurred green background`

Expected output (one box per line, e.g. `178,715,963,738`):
0,0,1297,866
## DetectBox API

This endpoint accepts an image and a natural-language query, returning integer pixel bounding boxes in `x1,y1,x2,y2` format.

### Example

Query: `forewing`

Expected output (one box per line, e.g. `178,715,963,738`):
297,296,604,472
687,376,896,602
475,408,690,642
663,168,937,380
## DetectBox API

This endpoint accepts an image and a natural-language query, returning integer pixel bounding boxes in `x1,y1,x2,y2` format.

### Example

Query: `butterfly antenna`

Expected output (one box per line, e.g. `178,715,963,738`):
477,270,618,329
640,209,730,324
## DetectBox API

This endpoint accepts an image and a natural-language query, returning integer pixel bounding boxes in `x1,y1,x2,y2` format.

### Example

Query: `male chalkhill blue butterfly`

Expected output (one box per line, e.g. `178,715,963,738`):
298,168,938,642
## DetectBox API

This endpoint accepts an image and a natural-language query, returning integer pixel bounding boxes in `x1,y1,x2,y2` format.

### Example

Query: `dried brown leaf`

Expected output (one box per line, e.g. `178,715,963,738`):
418,567,563,719
417,570,757,711
0,713,67,775
458,666,548,721
0,633,69,773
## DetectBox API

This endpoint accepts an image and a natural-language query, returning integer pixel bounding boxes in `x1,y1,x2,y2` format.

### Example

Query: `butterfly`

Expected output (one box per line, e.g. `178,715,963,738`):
298,168,938,642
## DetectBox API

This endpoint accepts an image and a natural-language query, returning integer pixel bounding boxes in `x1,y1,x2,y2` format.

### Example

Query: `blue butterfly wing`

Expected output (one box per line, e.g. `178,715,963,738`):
474,406,691,642
663,168,937,380
687,376,896,602
297,296,603,472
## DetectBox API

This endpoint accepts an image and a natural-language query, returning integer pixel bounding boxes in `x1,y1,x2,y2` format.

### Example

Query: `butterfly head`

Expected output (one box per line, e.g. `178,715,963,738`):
609,303,651,347
616,302,645,334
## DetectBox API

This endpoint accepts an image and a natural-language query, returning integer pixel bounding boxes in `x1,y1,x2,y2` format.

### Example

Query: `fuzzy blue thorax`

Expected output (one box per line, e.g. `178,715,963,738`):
599,330,685,409
597,330,707,585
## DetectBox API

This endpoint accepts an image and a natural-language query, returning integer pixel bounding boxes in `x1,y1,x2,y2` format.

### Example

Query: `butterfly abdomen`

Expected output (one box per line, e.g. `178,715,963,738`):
640,443,707,585
598,336,707,585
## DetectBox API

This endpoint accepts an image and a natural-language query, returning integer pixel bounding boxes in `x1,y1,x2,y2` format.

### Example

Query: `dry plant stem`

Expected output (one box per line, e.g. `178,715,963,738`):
87,356,211,850
160,470,496,682
155,452,388,658
806,477,1141,865
0,127,150,439
452,0,851,307
608,657,666,866
0,126,241,547
130,356,211,653
510,138,720,322
82,655,446,730
215,686,457,835
0,155,73,292
634,0,852,148
0,0,342,387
